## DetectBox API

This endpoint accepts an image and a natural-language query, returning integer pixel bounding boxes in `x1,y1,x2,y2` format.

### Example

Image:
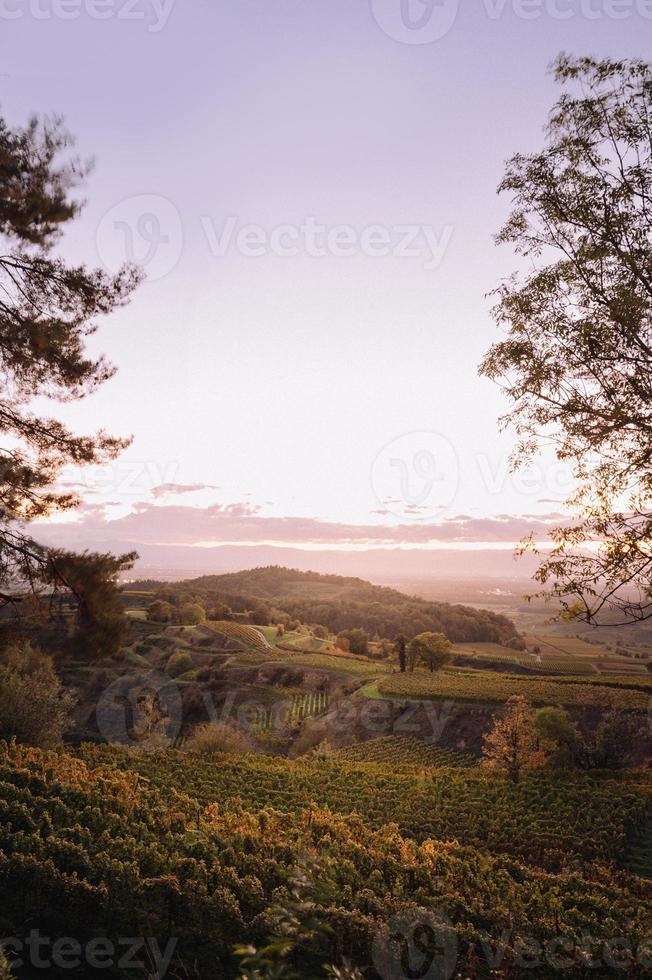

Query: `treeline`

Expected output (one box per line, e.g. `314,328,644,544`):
277,597,516,644
129,566,520,644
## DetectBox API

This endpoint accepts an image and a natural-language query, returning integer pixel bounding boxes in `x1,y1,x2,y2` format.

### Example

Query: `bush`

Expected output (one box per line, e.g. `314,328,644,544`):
337,629,368,655
166,651,193,677
0,948,14,980
534,706,578,766
185,721,251,755
579,709,644,769
0,643,75,748
506,636,527,651
148,599,173,622
180,602,206,625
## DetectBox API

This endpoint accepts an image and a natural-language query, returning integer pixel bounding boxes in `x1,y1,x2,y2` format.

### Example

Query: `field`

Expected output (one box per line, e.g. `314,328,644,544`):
454,636,651,676
376,668,651,709
334,735,476,768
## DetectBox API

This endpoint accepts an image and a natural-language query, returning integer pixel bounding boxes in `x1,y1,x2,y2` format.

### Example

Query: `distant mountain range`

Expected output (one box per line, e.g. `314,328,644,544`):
118,542,542,582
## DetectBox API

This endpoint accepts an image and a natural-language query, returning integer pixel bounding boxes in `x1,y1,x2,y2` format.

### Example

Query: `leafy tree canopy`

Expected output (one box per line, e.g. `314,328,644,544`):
0,111,140,641
481,55,652,625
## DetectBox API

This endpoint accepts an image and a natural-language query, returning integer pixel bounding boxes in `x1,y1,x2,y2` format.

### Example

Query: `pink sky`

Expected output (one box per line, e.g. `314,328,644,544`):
5,0,648,578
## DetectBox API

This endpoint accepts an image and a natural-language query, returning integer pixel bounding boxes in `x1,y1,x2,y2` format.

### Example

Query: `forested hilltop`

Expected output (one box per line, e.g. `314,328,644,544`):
133,565,520,644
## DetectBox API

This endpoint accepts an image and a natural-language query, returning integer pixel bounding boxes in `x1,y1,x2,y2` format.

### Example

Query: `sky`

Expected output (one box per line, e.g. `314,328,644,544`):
2,0,650,579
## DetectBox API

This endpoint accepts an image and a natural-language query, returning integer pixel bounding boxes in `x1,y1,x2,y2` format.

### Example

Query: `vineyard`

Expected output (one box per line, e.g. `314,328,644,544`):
377,669,651,709
277,632,332,652
207,620,271,650
268,648,391,676
334,736,475,768
251,691,329,731
454,643,598,676
78,744,652,870
8,588,652,976
534,657,598,675
453,635,652,677
0,748,652,978
1,742,651,978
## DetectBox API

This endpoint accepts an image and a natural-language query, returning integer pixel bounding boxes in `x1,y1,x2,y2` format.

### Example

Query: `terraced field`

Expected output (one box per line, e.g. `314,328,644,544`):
265,647,391,676
207,620,271,650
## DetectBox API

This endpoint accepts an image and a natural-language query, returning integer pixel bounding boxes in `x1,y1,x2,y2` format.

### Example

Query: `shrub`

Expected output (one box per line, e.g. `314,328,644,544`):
0,643,75,748
166,651,193,677
185,721,251,755
534,706,578,766
579,709,644,769
148,599,173,622
0,948,14,980
337,629,368,655
180,603,206,625
311,739,335,759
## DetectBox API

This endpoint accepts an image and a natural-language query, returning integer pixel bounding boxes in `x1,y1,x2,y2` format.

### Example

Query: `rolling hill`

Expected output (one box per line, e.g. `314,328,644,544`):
174,565,521,644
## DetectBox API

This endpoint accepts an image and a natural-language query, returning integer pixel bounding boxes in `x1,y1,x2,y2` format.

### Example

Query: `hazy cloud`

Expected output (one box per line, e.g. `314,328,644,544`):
151,482,221,499
32,501,567,550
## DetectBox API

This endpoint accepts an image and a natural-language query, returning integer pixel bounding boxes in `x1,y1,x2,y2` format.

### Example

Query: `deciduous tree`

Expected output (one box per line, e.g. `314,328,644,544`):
482,695,543,782
407,631,453,672
481,55,652,624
